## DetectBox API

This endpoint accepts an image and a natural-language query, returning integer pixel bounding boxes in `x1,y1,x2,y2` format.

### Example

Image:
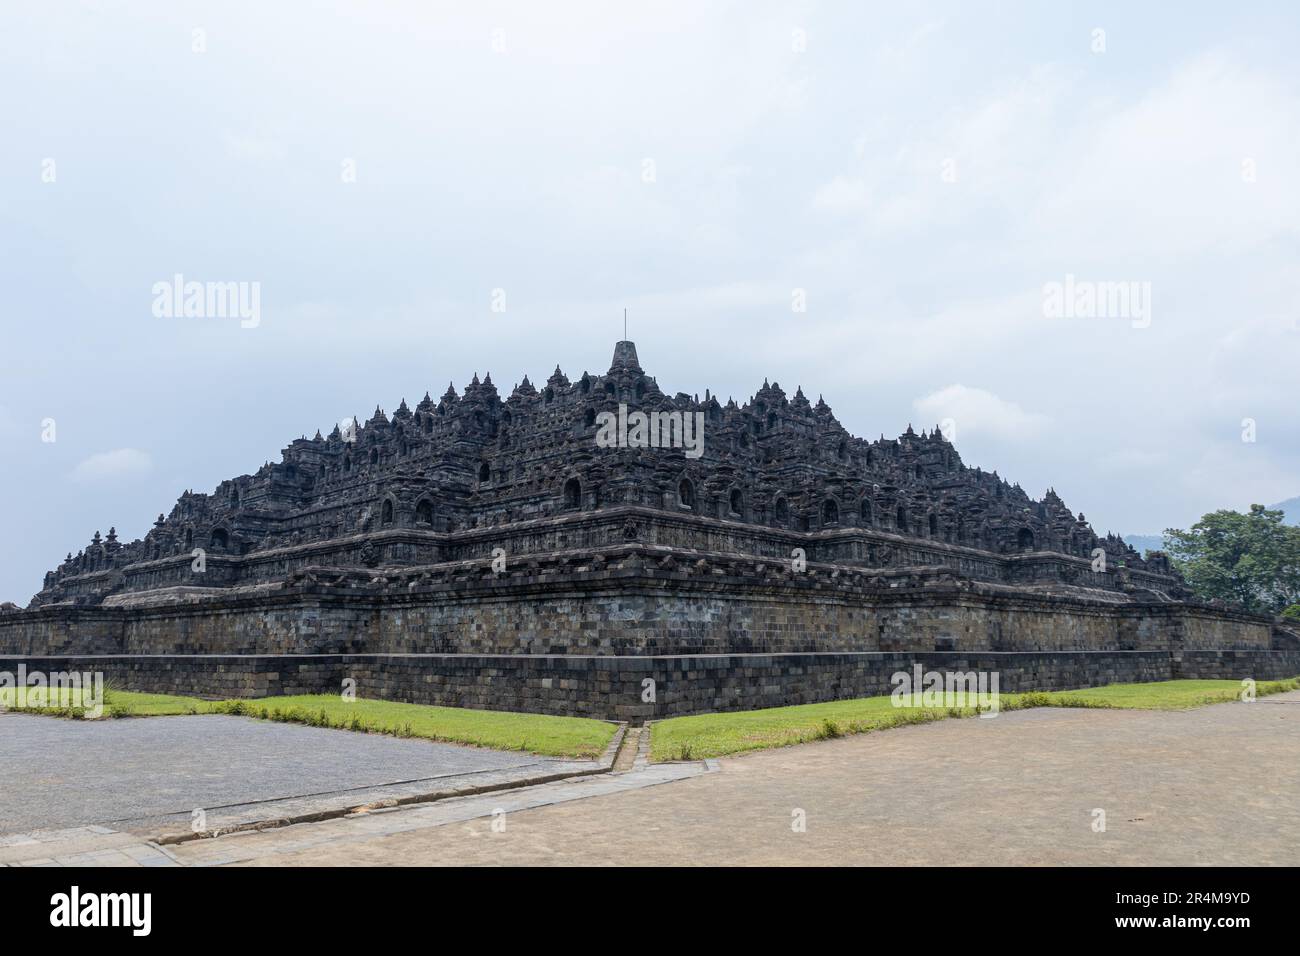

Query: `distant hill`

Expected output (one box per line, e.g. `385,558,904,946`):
1119,497,1299,556
1120,533,1167,555
1270,496,1300,525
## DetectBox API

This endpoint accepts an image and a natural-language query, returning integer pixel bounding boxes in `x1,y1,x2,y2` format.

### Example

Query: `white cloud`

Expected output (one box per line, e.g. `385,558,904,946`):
1032,53,1300,262
3,4,1299,599
72,449,153,483
913,384,1050,442
221,130,287,163
812,176,869,213
878,17,948,66
0,406,20,442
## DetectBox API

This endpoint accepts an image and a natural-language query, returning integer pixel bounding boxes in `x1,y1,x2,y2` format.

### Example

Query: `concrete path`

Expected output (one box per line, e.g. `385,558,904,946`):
5,693,1297,866
171,690,1300,866
0,711,587,839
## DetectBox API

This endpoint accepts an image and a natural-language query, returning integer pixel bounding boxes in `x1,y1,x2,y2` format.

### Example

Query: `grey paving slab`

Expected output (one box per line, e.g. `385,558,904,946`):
0,711,572,835
176,691,1300,866
173,762,708,866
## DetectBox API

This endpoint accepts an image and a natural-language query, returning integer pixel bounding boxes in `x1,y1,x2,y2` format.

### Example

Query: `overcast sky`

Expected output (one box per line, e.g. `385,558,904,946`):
2,1,1298,603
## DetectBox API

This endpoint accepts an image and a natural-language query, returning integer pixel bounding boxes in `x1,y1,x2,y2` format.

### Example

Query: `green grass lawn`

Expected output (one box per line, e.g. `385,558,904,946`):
0,686,213,718
1017,678,1300,711
212,695,615,758
649,676,1300,761
7,676,1295,763
650,695,962,761
0,687,616,759
107,690,216,716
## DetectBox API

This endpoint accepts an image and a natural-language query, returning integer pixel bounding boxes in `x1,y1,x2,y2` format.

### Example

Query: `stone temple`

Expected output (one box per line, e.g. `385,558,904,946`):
2,341,1294,720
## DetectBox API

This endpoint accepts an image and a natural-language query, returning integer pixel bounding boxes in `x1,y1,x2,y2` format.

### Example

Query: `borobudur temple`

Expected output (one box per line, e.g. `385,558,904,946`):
3,340,1295,720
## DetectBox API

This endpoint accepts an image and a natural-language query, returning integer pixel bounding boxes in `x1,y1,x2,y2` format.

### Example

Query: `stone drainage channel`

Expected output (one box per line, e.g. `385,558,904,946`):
0,718,716,867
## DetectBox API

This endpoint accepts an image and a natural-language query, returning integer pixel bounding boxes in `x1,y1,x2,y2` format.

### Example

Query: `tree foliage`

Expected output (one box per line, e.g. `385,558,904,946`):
1164,505,1300,614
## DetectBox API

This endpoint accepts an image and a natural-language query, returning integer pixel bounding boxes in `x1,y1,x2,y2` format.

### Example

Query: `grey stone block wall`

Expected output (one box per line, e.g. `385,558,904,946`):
6,648,1296,722
0,562,1283,720
0,564,1274,660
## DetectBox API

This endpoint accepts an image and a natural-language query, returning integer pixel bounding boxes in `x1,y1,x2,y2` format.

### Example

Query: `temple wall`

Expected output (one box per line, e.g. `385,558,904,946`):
1,566,1271,660
3,548,1275,719
4,648,1295,722
0,610,125,655
1180,611,1273,650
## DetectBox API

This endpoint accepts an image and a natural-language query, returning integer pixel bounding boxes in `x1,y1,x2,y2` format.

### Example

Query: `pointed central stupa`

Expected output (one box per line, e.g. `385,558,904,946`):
609,339,641,373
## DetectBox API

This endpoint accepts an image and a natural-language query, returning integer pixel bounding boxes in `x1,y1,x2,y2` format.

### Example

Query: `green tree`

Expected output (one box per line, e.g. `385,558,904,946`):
1164,505,1300,614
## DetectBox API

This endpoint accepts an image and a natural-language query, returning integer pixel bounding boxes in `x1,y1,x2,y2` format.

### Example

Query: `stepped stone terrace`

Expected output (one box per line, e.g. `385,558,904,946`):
3,341,1292,719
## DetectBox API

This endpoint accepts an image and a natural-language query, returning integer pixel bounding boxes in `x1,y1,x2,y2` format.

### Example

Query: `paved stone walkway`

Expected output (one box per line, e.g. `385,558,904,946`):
170,691,1300,866
0,711,579,838
5,694,1296,866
